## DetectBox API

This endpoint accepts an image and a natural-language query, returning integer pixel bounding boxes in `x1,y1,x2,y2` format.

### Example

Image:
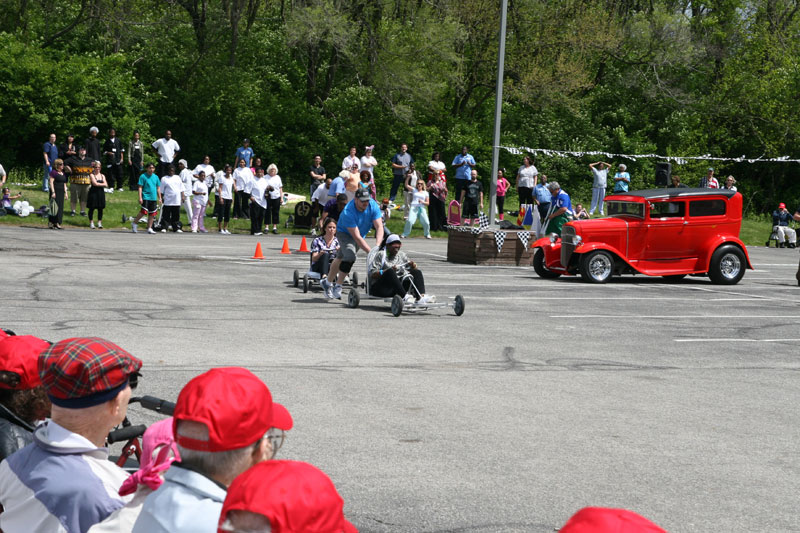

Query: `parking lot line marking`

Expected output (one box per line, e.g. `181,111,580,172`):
674,338,796,343
473,296,758,301
551,315,800,319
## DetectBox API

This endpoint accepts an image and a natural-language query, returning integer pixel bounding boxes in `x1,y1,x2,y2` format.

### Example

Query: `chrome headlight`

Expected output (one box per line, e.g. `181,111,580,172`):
549,233,558,243
573,235,583,245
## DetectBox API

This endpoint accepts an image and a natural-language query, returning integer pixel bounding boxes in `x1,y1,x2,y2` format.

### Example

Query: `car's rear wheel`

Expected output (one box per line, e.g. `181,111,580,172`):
579,250,614,283
533,248,561,279
661,274,686,283
708,245,746,285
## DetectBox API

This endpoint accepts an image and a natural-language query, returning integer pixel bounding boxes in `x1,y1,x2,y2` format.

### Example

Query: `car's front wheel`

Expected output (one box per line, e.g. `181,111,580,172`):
579,250,614,283
708,245,746,285
533,249,561,279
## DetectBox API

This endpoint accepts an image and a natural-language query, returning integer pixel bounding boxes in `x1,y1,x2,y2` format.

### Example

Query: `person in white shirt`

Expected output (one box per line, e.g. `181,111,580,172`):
427,151,446,183
401,180,432,238
264,164,284,234
588,161,611,216
159,165,185,232
360,145,378,198
310,177,332,234
217,165,236,234
151,130,180,178
341,146,360,172
249,167,268,236
192,155,217,219
515,155,538,206
178,159,194,221
233,158,253,220
191,171,209,233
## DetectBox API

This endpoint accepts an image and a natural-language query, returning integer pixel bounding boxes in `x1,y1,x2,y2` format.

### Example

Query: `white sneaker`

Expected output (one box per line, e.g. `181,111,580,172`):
161,228,167,233
97,222,103,228
147,228,157,234
403,293,416,304
192,229,198,233
131,221,137,233
117,188,124,192
254,232,263,236
90,222,95,229
176,229,183,233
418,295,436,304
320,279,333,299
425,235,432,239
332,284,343,299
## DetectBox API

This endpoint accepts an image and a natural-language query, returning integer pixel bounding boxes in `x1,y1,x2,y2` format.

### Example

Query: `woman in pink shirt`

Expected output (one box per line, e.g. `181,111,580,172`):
495,168,511,221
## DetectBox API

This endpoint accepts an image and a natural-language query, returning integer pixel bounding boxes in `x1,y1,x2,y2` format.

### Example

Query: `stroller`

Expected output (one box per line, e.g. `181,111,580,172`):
345,245,465,317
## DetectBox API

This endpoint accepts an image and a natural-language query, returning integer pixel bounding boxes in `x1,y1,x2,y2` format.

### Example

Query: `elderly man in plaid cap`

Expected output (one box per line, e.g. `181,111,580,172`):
0,337,142,533
132,367,293,533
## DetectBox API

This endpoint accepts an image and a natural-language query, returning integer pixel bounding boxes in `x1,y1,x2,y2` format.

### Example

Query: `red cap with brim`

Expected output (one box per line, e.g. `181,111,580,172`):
173,367,293,452
219,460,357,533
0,335,50,390
559,507,665,533
779,203,786,209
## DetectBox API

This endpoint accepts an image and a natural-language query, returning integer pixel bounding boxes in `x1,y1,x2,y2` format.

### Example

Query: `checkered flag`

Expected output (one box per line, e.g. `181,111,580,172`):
495,231,507,252
518,231,531,249
478,212,490,230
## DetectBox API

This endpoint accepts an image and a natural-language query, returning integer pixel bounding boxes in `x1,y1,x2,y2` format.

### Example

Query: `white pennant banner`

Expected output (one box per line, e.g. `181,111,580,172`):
497,146,800,165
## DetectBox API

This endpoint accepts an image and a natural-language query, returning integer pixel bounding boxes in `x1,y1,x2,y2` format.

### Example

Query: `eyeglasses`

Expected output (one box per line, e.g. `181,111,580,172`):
266,427,285,458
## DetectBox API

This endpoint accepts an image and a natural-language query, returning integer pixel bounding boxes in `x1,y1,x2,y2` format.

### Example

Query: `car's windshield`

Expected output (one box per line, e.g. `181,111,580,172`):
606,201,644,218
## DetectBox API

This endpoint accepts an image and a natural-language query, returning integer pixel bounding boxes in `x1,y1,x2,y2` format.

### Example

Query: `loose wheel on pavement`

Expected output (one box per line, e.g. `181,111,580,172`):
292,270,299,288
579,250,614,283
453,295,465,316
533,248,561,279
347,289,360,308
708,245,746,285
302,274,309,293
391,294,404,317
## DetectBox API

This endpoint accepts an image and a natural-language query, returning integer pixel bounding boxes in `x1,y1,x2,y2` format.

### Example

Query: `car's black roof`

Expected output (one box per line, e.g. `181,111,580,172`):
608,188,737,200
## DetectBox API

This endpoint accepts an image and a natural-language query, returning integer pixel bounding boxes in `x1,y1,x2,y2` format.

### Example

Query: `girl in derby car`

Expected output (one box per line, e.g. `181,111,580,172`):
369,234,435,304
310,217,340,279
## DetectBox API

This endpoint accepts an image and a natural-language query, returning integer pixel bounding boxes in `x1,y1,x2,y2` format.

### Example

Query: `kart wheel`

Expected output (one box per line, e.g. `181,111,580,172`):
661,274,686,283
453,295,465,316
579,250,614,283
391,295,404,317
302,274,309,293
708,245,746,285
350,271,358,287
347,288,360,308
292,270,299,288
533,248,561,279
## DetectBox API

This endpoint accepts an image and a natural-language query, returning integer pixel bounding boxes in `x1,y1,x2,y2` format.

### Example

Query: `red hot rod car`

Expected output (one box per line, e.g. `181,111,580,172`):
532,188,753,284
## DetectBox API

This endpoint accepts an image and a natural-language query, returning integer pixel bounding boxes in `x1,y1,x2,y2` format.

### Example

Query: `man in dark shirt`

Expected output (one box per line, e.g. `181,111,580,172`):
669,175,688,188
85,126,102,163
103,128,125,192
65,146,93,216
460,169,484,222
321,194,348,223
59,134,77,162
309,155,326,197
389,143,414,205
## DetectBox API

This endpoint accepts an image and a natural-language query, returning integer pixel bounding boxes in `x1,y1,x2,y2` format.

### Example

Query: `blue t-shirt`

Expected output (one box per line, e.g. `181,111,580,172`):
139,172,161,201
235,146,254,167
328,176,345,198
337,199,382,237
390,152,414,177
43,142,59,165
553,190,572,213
613,172,631,192
534,184,552,204
452,154,476,181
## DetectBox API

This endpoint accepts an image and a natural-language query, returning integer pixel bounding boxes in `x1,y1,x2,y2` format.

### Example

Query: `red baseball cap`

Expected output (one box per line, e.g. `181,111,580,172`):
173,367,292,452
779,203,786,209
219,460,357,533
0,335,50,390
38,337,142,408
559,507,665,533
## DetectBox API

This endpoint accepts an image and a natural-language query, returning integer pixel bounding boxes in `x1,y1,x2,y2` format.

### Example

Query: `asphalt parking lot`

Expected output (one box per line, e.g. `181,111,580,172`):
2,225,798,532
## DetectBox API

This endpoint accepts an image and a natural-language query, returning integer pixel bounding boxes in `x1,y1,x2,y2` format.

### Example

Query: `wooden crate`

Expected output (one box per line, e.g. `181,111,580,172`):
447,229,534,266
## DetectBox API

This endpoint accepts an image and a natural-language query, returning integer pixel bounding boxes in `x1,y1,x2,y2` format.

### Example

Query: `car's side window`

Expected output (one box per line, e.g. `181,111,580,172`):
650,201,685,218
689,199,726,217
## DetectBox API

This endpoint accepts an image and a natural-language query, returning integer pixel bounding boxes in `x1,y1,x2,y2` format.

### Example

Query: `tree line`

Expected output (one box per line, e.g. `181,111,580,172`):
0,0,797,212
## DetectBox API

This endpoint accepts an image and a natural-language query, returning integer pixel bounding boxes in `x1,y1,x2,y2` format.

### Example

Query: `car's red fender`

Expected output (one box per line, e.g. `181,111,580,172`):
700,236,754,271
532,238,637,273
570,241,639,271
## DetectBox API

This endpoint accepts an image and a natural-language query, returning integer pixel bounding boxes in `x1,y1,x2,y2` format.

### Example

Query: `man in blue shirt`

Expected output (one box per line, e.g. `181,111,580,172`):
389,143,413,205
42,133,58,192
452,146,476,203
321,188,384,299
533,173,552,223
234,138,254,168
131,163,162,234
612,164,631,193
543,180,572,236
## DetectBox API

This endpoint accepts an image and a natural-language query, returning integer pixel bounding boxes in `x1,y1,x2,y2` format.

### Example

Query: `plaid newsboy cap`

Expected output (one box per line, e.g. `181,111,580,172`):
38,337,142,408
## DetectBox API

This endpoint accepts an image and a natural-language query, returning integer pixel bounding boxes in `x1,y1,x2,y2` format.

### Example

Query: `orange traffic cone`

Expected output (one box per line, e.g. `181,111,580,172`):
298,236,310,252
280,238,291,254
252,242,265,260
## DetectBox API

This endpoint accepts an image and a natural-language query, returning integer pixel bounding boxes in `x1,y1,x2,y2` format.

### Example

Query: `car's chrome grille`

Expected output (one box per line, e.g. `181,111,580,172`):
561,225,577,266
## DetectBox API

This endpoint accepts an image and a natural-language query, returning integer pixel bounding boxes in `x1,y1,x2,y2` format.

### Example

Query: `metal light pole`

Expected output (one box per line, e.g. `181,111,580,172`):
488,0,508,227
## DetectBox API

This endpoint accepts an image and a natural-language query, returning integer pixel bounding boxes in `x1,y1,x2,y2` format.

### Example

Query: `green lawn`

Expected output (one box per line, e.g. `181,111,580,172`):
0,184,778,245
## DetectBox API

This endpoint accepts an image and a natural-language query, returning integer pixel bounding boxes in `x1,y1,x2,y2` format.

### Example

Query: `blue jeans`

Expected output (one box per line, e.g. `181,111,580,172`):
43,164,51,192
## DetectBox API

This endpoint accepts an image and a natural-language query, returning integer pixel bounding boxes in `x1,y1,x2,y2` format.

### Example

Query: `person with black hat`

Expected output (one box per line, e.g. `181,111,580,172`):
369,233,435,304
0,337,142,533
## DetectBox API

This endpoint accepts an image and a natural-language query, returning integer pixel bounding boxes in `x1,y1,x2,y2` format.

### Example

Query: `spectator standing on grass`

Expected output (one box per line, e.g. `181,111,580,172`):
534,174,552,223
699,168,718,188
311,176,332,232
249,167,268,236
128,130,144,191
235,138,254,168
427,151,446,184
217,165,235,235
42,133,58,192
495,168,510,222
159,165,185,233
669,175,688,188
103,128,125,192
361,145,378,197
178,159,194,222
85,127,102,163
341,146,360,172
191,171,209,233
515,155,538,206
64,146,92,216
131,163,162,234
88,161,108,229
588,161,611,216
389,143,413,206
59,134,77,162
723,175,737,191
403,163,421,219
152,130,180,178
612,164,630,193
233,158,253,220
452,146,476,204
401,180,432,239
0,337,142,533
264,164,283,235
193,155,216,217
48,159,68,230
427,169,447,231
544,181,572,236
309,155,326,197
0,161,6,188
131,367,293,533
460,169,483,224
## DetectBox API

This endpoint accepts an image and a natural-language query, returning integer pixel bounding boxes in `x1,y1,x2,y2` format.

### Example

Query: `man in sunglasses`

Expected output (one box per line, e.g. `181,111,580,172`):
0,337,142,533
132,367,293,533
